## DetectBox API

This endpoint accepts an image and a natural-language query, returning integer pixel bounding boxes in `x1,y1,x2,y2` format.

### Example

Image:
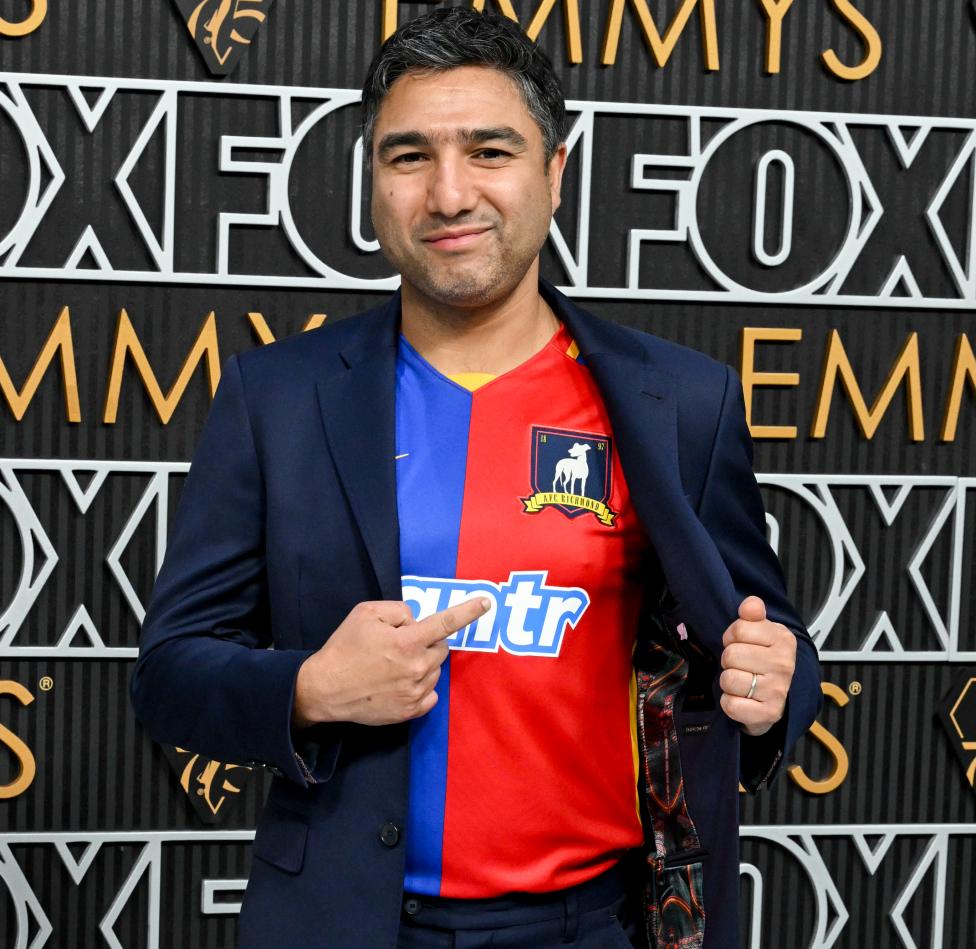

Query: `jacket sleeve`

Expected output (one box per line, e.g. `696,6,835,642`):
695,365,823,791
129,354,336,788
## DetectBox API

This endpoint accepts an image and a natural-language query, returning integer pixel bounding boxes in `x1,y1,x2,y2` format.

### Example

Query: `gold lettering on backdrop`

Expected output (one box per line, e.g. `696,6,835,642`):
381,1,460,43
470,0,519,21
379,0,880,77
822,0,882,81
380,0,527,41
0,306,80,423
380,0,399,43
0,0,47,37
810,330,924,441
787,682,850,795
247,312,328,345
757,0,795,74
940,334,976,442
381,0,395,43
0,681,37,800
16,314,962,441
601,0,719,69
103,309,221,424
739,327,802,439
525,0,584,65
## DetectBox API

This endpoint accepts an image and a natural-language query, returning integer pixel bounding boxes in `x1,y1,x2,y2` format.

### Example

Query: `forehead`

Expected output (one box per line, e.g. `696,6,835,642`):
374,65,540,142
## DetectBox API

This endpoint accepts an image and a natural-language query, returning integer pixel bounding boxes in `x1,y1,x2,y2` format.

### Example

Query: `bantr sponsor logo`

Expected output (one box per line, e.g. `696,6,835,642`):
401,571,589,658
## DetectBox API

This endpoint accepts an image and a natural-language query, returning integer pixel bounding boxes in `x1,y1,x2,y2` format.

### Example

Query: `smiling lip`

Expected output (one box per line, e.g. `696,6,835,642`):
423,227,490,250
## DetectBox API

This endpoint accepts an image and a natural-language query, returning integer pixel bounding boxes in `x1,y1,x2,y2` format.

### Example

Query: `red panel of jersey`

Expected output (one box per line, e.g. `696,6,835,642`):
396,322,648,897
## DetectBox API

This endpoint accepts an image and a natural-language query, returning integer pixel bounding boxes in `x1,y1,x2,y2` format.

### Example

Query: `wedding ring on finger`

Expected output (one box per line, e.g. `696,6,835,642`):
745,672,758,701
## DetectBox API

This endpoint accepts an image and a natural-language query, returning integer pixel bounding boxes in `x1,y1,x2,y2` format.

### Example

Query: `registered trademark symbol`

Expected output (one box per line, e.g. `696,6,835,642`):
38,676,53,692
848,681,861,695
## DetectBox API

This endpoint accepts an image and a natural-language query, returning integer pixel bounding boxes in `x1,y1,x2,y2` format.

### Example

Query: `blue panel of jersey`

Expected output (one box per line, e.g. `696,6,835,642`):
396,335,472,895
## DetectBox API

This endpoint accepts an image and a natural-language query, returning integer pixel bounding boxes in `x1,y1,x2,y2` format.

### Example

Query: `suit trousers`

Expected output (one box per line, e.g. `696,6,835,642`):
395,862,644,948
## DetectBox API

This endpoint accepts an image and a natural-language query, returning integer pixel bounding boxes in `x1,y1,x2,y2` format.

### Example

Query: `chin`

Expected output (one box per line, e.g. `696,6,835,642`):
428,282,500,308
413,261,530,309
404,267,497,307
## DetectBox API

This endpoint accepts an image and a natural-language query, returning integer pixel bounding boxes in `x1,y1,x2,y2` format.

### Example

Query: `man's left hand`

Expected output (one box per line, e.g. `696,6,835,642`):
719,596,797,737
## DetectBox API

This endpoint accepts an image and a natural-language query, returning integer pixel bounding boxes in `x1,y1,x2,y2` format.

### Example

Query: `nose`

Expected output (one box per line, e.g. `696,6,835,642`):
426,155,477,219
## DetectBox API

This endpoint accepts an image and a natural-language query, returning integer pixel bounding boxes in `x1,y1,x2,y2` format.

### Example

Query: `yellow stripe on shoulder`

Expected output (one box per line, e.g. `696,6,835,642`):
566,340,580,360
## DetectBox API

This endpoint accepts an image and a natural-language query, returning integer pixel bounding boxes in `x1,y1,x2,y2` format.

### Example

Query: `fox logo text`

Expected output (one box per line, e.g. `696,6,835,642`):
401,572,589,658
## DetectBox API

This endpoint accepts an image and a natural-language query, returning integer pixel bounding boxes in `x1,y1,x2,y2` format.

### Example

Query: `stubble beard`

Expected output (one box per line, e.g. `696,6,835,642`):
395,220,549,311
410,248,517,308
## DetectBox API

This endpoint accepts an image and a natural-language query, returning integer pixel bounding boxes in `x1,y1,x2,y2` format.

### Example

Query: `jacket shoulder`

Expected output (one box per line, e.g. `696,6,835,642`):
615,321,730,389
551,285,728,388
234,301,395,380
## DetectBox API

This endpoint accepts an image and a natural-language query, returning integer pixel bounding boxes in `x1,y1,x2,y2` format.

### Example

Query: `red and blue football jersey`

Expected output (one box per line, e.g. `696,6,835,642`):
395,321,648,898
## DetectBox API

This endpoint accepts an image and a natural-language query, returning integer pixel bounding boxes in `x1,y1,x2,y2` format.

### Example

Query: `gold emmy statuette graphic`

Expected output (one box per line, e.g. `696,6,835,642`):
163,745,255,824
173,0,275,76
940,673,976,791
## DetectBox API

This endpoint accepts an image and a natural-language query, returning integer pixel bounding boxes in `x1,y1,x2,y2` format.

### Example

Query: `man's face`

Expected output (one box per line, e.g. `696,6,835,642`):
370,65,566,309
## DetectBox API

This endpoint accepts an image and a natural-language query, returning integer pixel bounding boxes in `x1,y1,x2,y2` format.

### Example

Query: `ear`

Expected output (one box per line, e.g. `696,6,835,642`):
547,142,568,212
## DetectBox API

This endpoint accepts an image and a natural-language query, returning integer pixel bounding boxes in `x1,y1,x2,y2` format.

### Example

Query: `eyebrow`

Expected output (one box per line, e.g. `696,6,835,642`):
376,126,529,160
460,126,528,149
377,130,432,158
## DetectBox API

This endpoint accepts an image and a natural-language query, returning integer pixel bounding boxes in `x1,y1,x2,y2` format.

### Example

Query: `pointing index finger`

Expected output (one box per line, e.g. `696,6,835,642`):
415,597,492,646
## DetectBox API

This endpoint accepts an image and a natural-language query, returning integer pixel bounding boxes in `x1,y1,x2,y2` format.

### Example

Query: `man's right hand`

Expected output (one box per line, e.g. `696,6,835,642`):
292,596,491,728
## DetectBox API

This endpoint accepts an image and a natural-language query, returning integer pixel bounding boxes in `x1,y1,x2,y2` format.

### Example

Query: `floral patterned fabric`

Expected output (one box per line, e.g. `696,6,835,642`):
636,634,707,948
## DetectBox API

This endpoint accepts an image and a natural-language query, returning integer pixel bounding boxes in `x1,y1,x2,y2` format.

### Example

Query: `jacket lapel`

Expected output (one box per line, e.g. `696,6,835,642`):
546,282,686,528
314,297,403,601
548,286,735,657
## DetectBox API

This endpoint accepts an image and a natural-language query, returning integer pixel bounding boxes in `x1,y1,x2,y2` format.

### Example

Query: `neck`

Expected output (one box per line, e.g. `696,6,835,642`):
399,264,560,376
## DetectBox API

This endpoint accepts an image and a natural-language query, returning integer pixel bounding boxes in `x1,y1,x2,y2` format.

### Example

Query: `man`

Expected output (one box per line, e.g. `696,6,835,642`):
131,8,821,948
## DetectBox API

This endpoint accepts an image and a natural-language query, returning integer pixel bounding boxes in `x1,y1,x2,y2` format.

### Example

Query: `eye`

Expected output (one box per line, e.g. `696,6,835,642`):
474,148,510,161
391,151,427,165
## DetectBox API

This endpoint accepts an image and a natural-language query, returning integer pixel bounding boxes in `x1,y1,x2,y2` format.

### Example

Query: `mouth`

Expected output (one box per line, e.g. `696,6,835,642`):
422,226,491,250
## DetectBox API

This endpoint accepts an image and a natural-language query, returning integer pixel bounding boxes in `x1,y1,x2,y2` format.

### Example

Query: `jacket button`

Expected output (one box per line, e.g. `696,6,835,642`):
403,898,421,917
379,822,401,847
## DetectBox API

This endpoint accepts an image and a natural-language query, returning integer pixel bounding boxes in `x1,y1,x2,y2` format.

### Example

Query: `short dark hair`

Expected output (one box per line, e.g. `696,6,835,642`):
361,7,567,167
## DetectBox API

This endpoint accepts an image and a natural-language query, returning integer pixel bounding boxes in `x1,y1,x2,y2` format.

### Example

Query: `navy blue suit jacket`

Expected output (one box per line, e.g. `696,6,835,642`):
131,282,821,948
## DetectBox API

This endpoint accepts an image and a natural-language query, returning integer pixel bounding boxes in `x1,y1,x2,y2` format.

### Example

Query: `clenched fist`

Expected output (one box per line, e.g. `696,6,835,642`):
719,596,797,737
292,596,490,728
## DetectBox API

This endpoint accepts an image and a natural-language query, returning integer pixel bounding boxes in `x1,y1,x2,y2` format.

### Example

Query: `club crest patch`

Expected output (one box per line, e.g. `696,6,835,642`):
521,426,617,526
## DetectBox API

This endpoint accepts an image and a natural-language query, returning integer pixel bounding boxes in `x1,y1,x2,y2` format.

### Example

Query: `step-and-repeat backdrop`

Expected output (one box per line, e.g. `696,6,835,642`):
1,2,974,946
